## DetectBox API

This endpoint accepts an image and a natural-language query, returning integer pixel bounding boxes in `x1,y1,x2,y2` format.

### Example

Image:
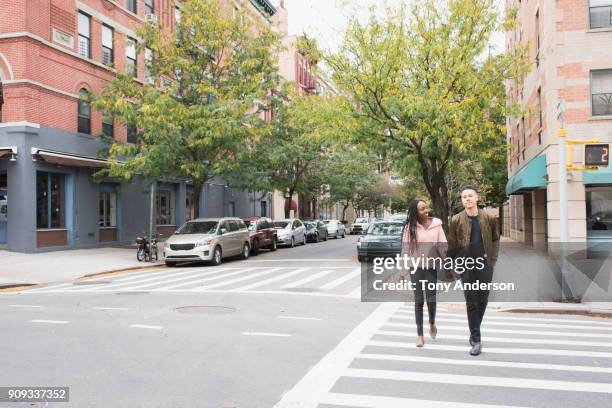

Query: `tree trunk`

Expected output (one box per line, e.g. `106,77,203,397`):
284,189,294,218
428,174,451,232
193,181,203,219
341,202,349,222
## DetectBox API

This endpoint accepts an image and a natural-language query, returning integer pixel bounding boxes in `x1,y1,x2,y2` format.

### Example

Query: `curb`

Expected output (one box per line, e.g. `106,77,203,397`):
0,283,36,292
495,307,612,319
78,264,166,280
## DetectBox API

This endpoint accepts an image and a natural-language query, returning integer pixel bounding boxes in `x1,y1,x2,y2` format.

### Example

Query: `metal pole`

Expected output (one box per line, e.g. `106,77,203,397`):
148,182,156,263
558,128,576,301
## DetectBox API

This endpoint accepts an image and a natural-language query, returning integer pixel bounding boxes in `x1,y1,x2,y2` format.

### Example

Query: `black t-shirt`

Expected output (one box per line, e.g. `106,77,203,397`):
468,215,485,258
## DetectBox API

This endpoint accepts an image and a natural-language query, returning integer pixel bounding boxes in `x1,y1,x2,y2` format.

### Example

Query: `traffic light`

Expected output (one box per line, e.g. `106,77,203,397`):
584,144,610,167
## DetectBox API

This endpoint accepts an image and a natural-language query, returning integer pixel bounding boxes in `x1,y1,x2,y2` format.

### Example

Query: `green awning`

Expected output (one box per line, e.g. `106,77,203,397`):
506,155,547,195
584,166,612,185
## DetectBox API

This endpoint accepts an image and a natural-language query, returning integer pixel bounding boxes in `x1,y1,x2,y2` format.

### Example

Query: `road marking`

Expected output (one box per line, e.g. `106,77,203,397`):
116,267,235,291
28,283,73,292
8,304,43,308
390,315,612,331
278,316,323,321
130,324,163,330
159,268,257,291
318,268,361,290
272,303,401,408
280,269,335,289
376,329,612,348
242,332,291,337
30,320,68,324
92,307,130,311
356,353,612,373
196,268,283,291
230,268,308,291
367,340,612,358
317,392,528,408
383,322,612,339
343,367,612,394
347,285,363,298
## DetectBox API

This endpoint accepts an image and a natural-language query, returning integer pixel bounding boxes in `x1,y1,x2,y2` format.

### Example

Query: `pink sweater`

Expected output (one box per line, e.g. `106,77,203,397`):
401,217,447,258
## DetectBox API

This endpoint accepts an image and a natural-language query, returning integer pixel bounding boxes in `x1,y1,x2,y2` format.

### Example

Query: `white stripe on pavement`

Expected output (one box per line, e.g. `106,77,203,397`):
343,367,612,394
92,307,130,311
115,267,235,291
367,340,612,358
230,268,308,292
390,315,612,331
383,322,612,339
278,316,323,321
280,269,335,289
158,268,255,291
242,332,291,337
130,324,164,330
196,268,283,290
30,320,68,324
318,269,361,290
318,392,528,408
356,353,612,373
28,283,73,292
8,304,43,308
376,330,612,348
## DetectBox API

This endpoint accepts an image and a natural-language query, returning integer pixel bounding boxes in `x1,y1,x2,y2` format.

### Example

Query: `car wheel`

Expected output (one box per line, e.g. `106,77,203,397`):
335,232,339,239
251,239,260,256
165,261,176,267
323,232,328,241
137,248,146,262
241,243,250,260
342,231,346,238
211,246,222,266
315,233,319,243
290,237,295,248
358,255,364,262
302,234,307,245
269,238,277,251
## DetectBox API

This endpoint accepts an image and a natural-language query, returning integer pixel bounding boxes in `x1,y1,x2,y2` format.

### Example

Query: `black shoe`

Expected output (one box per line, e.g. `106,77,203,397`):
469,342,481,356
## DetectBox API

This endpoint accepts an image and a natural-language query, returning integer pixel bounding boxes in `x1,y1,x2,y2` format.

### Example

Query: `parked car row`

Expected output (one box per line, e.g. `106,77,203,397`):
356,219,405,263
162,216,348,266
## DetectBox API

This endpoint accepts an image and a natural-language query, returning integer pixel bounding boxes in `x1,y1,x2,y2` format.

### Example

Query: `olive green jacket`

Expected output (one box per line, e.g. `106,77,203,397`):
448,208,500,268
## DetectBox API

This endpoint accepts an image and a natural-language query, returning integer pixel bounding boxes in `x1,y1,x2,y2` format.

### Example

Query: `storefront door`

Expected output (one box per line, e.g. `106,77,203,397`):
0,173,7,244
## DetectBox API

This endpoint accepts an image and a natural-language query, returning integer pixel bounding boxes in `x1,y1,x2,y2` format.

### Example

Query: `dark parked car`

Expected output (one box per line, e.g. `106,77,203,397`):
304,220,328,242
242,217,278,255
357,221,404,262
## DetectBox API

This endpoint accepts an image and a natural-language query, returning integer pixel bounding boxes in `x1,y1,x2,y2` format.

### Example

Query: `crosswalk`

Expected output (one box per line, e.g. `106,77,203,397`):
28,265,364,297
273,303,612,408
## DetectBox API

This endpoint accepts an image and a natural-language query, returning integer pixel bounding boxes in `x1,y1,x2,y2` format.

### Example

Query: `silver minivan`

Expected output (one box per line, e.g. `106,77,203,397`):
163,217,251,266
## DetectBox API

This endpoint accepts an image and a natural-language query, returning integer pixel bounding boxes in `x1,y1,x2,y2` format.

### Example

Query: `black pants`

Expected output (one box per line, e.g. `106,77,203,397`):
461,264,493,343
410,268,437,336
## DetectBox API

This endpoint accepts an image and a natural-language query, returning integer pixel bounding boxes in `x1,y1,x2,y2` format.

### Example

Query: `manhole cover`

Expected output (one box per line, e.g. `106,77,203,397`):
174,306,236,314
73,280,112,285
283,288,319,293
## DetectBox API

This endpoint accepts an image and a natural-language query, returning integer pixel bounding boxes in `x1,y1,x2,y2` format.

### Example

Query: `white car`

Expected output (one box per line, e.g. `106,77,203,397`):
324,219,346,239
273,219,307,247
350,217,372,235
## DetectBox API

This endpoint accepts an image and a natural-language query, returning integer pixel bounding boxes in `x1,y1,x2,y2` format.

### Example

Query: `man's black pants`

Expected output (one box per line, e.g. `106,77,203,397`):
461,264,493,343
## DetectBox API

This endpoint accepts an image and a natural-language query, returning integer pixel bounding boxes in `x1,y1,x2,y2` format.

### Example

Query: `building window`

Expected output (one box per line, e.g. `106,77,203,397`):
260,201,267,217
535,10,540,67
102,112,113,137
127,0,137,14
186,191,196,221
78,12,91,58
78,88,91,134
36,172,65,229
589,0,612,29
126,37,137,78
145,47,153,84
156,189,176,225
102,25,114,66
586,186,612,237
145,0,154,15
228,201,236,217
537,87,542,129
127,124,137,144
99,191,117,227
591,70,612,116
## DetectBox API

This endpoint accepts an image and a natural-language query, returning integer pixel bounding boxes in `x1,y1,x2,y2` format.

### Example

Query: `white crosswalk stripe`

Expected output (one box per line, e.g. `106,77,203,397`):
274,303,612,408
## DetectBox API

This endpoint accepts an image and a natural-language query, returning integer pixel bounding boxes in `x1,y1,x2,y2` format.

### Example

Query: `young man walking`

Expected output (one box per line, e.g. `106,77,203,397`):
448,186,500,356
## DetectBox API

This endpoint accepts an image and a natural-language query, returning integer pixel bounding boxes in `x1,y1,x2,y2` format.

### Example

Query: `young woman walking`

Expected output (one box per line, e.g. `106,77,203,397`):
402,200,447,347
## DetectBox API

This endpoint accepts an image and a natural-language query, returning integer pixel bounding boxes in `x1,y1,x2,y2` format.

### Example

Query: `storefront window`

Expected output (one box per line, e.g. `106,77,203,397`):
586,186,612,237
99,192,116,227
156,189,175,225
36,172,65,229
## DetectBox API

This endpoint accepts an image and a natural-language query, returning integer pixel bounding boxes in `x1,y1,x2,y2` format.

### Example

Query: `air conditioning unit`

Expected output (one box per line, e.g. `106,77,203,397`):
145,13,157,24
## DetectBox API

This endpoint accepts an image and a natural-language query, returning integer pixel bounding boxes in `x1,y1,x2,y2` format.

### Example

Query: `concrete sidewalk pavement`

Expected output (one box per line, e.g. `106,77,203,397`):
0,247,164,286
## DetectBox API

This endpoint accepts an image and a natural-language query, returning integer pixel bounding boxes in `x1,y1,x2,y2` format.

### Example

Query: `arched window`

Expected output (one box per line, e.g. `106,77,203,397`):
77,88,91,134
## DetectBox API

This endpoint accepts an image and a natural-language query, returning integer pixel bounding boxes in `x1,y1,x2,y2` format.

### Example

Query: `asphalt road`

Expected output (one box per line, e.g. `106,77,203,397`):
2,235,612,408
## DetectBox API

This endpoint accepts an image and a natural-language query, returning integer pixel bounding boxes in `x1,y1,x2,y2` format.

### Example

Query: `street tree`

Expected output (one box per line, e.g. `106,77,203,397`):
327,0,528,228
93,0,281,218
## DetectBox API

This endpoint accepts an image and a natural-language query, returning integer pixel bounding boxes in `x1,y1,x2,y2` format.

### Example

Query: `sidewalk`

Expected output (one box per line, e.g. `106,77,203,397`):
0,247,164,287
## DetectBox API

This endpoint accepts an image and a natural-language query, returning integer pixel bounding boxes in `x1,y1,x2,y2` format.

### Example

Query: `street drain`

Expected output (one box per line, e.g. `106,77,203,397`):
174,306,236,314
283,288,319,292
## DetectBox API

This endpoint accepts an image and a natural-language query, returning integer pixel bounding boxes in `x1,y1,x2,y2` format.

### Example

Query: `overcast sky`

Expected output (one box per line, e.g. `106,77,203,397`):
270,0,505,54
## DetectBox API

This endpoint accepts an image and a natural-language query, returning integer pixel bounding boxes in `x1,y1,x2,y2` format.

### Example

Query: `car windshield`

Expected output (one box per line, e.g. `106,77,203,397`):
176,221,218,235
244,220,257,231
368,223,403,236
274,221,290,229
304,222,316,229
355,218,368,223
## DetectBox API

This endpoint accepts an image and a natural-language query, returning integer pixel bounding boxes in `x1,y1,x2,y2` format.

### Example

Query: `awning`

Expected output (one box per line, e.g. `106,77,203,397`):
506,154,547,196
31,148,109,169
584,166,612,185
0,146,17,159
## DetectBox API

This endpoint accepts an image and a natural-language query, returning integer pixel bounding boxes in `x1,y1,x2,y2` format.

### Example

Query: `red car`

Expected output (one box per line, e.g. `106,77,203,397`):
242,217,278,255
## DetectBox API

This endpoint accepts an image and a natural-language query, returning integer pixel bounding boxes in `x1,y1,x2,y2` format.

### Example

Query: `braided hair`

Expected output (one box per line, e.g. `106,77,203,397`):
406,199,424,255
